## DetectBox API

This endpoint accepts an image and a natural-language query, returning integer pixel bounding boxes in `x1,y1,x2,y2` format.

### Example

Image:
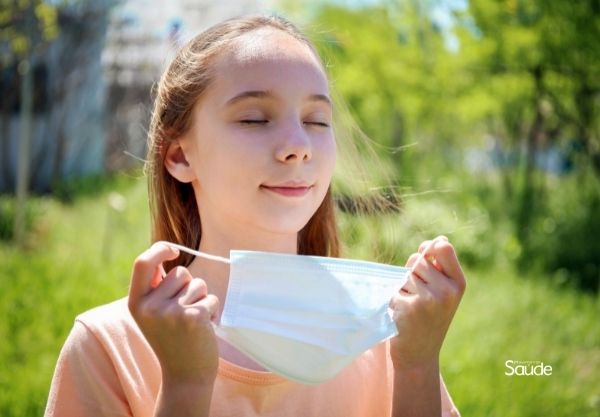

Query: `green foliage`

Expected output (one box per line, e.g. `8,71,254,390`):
1,175,599,416
0,196,41,241
335,155,540,274
310,2,466,155
0,0,59,57
2,0,598,413
0,173,150,417
51,172,144,204
525,170,600,292
299,0,600,292
441,266,600,417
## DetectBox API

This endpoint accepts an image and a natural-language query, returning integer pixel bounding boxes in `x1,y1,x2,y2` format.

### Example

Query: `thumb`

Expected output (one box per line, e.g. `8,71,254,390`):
129,242,180,304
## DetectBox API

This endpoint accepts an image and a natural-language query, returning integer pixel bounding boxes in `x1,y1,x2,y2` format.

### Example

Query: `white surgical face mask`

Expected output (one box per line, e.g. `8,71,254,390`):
158,241,431,385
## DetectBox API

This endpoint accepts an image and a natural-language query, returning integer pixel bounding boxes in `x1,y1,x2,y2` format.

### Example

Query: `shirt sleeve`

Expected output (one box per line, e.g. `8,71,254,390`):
44,320,132,417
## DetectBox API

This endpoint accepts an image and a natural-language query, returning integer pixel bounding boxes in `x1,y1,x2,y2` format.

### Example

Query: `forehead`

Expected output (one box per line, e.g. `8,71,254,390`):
208,28,329,99
225,27,320,66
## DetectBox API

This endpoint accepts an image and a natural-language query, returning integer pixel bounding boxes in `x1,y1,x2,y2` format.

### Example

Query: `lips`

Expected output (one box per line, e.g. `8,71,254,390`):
260,181,314,197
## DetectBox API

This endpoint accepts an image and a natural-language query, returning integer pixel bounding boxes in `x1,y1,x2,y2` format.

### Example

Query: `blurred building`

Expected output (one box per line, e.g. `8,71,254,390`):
0,0,115,193
0,0,275,193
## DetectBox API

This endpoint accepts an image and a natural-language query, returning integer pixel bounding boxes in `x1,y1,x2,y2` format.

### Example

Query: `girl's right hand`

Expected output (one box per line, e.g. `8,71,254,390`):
128,242,220,386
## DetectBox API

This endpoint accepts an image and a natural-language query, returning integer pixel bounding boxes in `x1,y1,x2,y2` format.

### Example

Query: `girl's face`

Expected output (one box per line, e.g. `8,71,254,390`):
177,28,336,242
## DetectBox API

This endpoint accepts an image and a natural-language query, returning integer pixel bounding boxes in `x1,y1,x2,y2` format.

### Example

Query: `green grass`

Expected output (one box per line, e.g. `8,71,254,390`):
0,173,151,416
0,173,599,416
440,269,600,416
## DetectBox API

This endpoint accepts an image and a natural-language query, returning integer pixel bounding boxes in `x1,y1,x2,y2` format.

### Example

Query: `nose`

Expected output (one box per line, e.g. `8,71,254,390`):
274,122,312,163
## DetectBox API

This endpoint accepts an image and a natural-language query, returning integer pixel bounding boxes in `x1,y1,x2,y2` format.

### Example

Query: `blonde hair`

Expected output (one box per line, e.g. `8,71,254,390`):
145,14,340,270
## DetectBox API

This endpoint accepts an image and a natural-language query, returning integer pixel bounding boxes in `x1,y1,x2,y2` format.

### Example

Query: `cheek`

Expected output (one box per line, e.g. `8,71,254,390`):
198,134,257,180
317,137,337,179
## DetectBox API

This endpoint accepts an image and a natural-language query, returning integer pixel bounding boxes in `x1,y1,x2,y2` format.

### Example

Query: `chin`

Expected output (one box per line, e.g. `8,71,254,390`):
256,210,315,236
260,219,310,236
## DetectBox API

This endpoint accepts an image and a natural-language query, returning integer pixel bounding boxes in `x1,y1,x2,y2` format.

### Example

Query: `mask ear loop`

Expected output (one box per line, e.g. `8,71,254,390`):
155,241,231,278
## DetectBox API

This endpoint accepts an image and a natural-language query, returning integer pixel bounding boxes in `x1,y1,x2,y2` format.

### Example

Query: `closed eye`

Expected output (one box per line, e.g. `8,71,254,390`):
239,120,269,125
305,121,330,127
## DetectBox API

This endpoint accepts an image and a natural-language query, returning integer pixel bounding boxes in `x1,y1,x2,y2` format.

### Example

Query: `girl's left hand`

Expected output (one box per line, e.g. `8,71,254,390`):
389,236,466,370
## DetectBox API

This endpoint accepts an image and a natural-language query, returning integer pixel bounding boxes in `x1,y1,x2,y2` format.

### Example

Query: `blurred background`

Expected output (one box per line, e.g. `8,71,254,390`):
0,0,598,416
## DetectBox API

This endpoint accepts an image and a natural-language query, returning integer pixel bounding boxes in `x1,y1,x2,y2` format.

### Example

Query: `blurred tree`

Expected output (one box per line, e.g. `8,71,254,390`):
467,0,600,258
539,1,600,172
310,1,461,184
0,0,59,244
305,0,599,290
0,1,59,54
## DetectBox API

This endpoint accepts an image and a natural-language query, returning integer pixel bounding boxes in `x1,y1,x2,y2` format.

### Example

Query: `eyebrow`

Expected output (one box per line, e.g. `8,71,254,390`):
225,90,332,108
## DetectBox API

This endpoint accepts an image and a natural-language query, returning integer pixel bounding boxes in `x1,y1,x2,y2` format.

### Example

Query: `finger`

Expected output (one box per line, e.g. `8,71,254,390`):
389,293,403,310
407,248,449,297
176,278,208,306
129,242,180,304
409,270,430,296
418,237,448,271
389,292,421,323
389,292,413,313
401,280,417,294
401,253,420,293
429,239,466,291
417,240,433,254
417,235,448,253
401,279,417,294
150,266,194,300
405,253,430,284
411,255,453,295
185,294,220,321
404,252,420,268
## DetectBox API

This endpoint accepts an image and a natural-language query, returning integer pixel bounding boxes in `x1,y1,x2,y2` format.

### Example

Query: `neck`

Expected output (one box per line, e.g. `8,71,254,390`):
200,224,298,256
185,219,298,320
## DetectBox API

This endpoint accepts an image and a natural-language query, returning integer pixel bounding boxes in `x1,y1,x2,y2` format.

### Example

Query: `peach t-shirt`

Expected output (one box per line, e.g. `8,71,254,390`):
45,298,460,416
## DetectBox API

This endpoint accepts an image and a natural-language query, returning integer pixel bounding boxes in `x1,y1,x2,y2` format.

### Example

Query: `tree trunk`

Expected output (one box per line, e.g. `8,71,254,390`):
517,66,544,246
574,79,600,176
14,57,34,244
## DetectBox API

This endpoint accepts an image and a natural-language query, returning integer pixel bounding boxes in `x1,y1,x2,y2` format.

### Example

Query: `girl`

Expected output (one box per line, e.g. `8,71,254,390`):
45,14,465,417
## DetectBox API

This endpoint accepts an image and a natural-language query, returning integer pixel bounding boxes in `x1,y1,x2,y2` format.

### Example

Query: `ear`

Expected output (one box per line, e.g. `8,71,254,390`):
164,140,196,183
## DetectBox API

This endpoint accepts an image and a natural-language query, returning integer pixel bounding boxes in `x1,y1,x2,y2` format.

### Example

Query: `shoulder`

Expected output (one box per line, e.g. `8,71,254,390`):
62,296,159,386
68,297,152,361
76,297,132,326
75,297,137,338
53,298,137,375
46,298,159,417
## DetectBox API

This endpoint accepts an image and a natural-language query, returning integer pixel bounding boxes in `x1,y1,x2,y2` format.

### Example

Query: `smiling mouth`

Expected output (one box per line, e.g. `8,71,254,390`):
260,184,313,197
